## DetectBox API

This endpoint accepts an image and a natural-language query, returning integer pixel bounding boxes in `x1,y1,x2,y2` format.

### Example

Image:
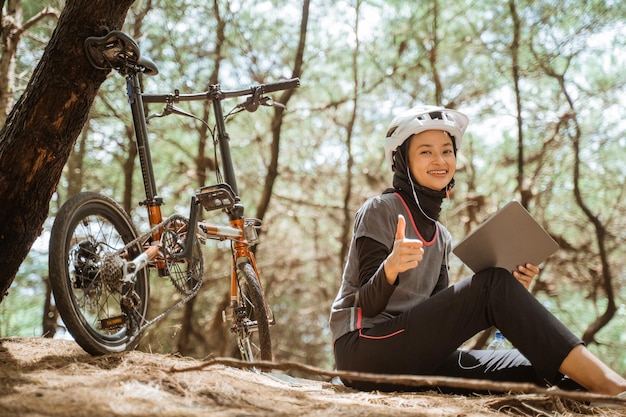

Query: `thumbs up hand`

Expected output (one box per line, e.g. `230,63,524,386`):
383,215,424,285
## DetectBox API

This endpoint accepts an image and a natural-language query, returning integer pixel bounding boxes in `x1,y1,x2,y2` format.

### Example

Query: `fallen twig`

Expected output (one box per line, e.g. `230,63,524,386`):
169,357,626,406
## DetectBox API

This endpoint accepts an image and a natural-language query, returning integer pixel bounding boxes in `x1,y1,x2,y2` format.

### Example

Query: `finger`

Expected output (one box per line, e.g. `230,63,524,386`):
395,214,406,241
513,272,524,283
513,270,532,289
517,264,537,278
397,243,423,255
398,242,424,253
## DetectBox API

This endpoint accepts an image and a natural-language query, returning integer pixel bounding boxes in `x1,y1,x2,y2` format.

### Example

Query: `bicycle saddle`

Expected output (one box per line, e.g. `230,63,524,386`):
84,30,158,76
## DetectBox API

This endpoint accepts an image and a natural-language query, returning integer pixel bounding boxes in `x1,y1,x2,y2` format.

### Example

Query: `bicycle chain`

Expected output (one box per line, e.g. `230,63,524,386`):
110,214,203,336
135,281,200,335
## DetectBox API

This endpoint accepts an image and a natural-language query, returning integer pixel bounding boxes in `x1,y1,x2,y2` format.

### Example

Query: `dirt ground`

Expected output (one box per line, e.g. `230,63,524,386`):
0,338,623,417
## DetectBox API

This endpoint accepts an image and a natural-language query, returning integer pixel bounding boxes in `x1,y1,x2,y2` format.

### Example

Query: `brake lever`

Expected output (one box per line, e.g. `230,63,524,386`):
237,95,286,112
146,102,199,123
238,89,262,112
169,105,198,119
267,99,286,109
146,101,173,122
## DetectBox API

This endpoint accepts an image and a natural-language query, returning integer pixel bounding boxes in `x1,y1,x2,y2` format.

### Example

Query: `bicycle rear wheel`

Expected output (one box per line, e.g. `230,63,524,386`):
236,262,272,361
49,192,150,355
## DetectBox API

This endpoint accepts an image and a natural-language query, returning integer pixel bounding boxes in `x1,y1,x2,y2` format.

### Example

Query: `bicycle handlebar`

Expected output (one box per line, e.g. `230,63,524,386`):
142,78,300,104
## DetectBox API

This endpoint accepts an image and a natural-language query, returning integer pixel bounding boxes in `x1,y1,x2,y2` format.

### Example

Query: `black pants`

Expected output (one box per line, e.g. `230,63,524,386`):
334,268,583,392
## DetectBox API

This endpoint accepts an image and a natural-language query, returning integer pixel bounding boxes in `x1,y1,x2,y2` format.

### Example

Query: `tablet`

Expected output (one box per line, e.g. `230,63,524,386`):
452,201,559,273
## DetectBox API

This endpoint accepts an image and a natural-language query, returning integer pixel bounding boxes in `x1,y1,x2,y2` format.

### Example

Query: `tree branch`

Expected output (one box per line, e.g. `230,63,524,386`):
170,357,626,406
16,6,60,37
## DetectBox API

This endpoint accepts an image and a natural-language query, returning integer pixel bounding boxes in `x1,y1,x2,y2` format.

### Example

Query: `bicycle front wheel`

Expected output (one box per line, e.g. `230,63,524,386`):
236,262,272,361
49,192,150,355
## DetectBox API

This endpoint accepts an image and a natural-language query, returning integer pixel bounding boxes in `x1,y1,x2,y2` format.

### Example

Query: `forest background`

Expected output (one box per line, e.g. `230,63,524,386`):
1,0,625,376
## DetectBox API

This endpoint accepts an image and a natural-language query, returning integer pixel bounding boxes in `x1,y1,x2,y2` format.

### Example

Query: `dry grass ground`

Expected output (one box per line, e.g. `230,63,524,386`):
0,338,623,417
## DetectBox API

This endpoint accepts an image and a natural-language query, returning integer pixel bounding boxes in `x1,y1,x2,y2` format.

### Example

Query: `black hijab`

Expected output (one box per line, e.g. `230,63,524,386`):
383,139,452,240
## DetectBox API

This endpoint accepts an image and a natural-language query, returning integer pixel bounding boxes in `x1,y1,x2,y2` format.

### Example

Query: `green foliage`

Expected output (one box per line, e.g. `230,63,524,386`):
0,282,43,338
0,230,49,338
536,284,626,375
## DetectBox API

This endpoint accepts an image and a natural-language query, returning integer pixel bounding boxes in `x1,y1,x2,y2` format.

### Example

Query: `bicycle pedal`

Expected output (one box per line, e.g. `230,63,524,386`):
100,315,126,330
242,319,258,332
196,183,236,211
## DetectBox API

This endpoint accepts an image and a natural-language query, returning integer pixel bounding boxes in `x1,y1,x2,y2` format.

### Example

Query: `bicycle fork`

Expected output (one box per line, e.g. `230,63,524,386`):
224,218,274,329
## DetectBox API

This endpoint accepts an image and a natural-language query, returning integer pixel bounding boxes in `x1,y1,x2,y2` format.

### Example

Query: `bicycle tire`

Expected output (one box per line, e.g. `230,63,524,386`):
49,192,150,355
237,262,272,361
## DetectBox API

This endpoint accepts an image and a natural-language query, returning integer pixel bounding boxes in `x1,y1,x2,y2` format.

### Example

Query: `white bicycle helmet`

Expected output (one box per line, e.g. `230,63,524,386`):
384,105,469,169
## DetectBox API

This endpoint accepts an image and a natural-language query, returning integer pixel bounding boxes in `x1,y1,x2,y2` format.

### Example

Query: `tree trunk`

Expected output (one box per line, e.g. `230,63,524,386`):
508,0,532,209
66,127,88,200
0,1,59,124
177,0,225,356
0,0,134,303
549,68,617,344
254,0,309,222
122,123,137,213
0,0,24,124
42,276,58,338
339,0,361,270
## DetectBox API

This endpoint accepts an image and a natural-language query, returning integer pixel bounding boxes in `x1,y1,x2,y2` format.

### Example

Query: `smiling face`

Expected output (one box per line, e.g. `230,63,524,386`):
407,130,456,191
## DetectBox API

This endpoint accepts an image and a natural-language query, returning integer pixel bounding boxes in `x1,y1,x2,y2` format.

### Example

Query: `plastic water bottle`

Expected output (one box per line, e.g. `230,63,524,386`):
487,330,507,350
